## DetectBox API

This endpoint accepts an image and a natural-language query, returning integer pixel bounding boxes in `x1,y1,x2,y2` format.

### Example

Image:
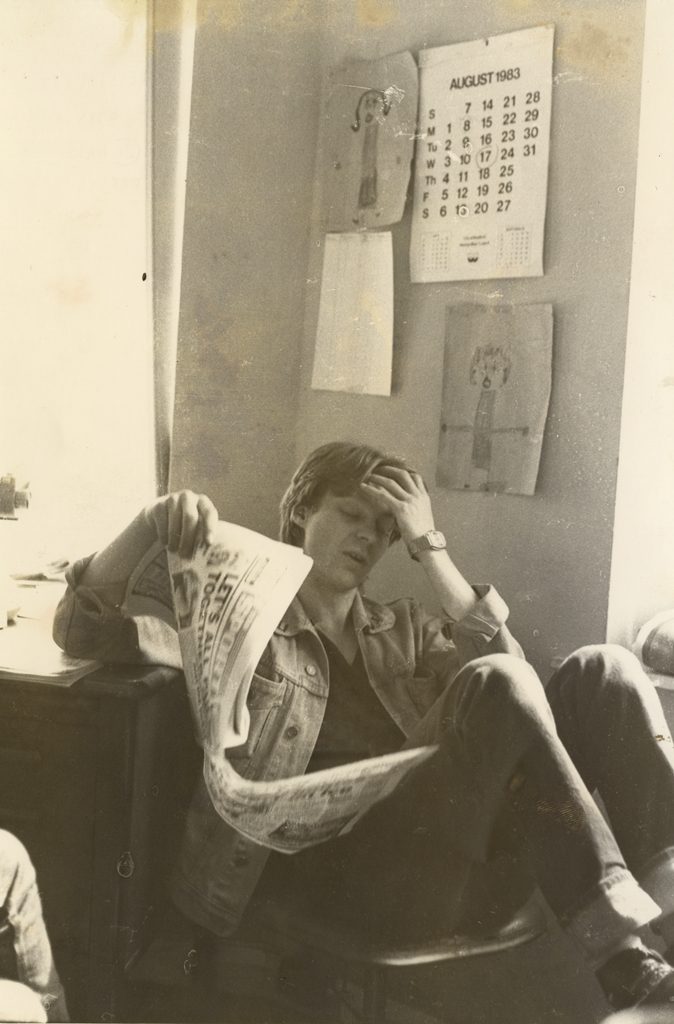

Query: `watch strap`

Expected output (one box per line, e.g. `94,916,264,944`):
407,530,447,561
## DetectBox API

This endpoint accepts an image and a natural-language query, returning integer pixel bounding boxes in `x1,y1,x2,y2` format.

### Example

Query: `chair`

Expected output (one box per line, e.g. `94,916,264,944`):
252,895,548,1024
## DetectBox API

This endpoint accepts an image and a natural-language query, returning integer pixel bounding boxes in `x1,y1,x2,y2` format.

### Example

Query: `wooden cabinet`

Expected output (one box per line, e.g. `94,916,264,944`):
0,664,199,1022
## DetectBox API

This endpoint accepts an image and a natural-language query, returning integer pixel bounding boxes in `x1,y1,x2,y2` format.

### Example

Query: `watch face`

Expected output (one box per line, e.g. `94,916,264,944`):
427,531,446,549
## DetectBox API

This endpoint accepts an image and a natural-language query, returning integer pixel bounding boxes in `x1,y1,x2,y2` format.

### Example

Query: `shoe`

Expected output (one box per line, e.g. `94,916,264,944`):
597,940,674,1011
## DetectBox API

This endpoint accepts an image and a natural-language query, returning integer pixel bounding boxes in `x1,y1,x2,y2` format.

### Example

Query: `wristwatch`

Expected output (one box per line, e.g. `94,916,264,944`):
407,530,447,561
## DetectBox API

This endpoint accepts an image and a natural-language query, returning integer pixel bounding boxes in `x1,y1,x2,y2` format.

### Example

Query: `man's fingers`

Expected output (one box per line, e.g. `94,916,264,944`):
146,501,170,547
166,496,185,555
374,465,417,490
146,491,218,557
359,480,396,507
366,473,410,502
197,494,219,545
178,492,201,559
409,470,428,493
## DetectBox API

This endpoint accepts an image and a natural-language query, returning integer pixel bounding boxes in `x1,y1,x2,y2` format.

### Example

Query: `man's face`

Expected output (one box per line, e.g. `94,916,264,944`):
298,488,395,593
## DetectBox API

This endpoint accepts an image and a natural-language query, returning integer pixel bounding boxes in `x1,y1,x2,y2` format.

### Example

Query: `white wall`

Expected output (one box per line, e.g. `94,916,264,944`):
0,0,155,569
607,0,674,648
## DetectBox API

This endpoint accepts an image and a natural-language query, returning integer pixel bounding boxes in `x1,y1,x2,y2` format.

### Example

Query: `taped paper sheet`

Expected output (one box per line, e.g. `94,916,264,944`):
312,232,393,396
410,25,554,282
124,524,434,853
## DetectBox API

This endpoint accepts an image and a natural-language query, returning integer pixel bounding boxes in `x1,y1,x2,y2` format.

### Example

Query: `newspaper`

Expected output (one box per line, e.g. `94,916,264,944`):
124,522,435,853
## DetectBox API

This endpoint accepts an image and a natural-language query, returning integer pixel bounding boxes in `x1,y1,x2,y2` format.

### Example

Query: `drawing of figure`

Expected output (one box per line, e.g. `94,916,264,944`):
438,307,552,495
351,88,391,216
467,343,528,490
442,343,530,492
470,344,511,472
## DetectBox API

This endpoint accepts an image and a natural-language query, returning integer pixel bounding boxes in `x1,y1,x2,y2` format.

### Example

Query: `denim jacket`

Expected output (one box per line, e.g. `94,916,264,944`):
53,555,523,935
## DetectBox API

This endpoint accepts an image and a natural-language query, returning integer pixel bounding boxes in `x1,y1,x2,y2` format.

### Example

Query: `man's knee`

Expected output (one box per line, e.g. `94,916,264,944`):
560,643,647,693
463,653,541,688
456,654,549,718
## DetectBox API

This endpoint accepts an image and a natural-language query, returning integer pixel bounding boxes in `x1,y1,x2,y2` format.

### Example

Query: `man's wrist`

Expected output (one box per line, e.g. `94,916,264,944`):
406,530,447,561
399,521,436,544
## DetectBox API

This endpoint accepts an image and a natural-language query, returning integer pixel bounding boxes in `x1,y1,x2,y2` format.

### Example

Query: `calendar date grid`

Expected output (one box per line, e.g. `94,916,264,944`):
418,87,542,222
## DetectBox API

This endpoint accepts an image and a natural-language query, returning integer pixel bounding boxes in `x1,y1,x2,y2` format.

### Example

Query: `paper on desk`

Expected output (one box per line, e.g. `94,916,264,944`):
15,581,67,620
0,617,99,685
311,232,393,396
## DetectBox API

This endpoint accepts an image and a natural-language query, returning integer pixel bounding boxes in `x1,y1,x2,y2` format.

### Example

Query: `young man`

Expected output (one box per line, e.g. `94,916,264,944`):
55,441,674,1014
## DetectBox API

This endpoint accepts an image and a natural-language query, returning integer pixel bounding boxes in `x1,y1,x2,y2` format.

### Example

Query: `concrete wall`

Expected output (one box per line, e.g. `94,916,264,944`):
169,0,323,535
295,0,646,676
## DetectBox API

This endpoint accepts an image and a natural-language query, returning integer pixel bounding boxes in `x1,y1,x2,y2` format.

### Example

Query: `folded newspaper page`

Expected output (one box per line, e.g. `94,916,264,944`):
124,522,435,853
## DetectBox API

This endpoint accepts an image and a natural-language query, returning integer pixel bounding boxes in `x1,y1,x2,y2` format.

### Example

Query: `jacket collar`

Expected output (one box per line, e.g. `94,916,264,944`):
274,591,395,637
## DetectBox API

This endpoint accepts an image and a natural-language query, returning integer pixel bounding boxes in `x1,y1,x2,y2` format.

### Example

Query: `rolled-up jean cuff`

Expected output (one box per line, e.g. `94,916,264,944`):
563,869,660,967
638,845,674,919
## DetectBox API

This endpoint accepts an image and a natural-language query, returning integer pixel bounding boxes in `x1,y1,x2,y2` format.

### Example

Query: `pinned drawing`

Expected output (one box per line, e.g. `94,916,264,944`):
437,305,553,495
466,344,530,490
352,89,391,211
318,51,418,231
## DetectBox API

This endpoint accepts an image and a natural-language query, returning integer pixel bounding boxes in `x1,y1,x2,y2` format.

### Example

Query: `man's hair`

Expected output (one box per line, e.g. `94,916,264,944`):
279,441,410,547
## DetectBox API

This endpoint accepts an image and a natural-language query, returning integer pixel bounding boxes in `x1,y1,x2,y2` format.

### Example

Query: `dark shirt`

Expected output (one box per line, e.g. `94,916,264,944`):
306,630,404,773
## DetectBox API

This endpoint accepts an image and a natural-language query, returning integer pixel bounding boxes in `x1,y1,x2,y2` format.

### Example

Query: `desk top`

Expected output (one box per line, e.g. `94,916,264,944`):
0,615,182,700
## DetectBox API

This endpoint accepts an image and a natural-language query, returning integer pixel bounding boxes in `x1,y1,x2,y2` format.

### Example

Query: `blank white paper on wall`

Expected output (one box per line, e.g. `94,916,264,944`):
311,232,393,396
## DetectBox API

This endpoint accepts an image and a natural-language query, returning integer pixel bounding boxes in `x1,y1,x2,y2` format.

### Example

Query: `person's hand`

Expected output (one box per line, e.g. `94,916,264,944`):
142,490,219,558
360,466,436,545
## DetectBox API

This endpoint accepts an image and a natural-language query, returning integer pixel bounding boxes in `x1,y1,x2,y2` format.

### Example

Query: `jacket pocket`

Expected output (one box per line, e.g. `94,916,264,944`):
226,671,287,767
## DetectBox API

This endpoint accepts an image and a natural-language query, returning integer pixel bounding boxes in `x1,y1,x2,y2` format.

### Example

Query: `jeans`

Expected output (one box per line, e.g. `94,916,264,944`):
254,645,672,964
0,831,68,1022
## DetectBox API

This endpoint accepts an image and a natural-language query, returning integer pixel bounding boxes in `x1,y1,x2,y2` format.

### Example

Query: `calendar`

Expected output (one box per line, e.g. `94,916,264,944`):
410,25,554,283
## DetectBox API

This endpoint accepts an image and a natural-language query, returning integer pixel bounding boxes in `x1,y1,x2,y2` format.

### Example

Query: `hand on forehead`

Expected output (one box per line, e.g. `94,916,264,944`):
369,462,417,482
364,462,426,494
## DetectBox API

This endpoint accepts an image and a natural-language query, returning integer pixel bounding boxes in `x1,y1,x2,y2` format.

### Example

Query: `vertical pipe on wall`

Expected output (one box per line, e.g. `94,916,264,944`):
152,0,198,494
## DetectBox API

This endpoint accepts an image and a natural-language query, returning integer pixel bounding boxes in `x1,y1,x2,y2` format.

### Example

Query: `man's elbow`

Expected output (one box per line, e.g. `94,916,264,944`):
52,592,98,659
52,594,73,652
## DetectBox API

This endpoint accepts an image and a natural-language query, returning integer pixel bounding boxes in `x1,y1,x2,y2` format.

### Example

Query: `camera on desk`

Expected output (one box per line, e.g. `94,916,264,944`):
0,474,31,520
1,474,32,627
